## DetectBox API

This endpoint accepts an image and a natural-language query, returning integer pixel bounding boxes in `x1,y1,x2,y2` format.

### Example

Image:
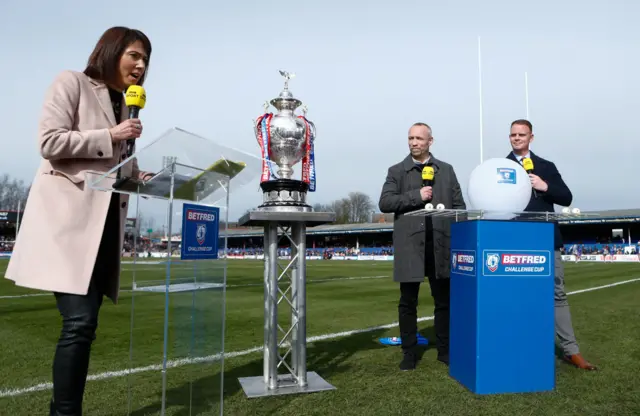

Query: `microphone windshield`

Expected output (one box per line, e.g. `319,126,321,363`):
421,166,434,181
522,157,534,172
125,85,146,109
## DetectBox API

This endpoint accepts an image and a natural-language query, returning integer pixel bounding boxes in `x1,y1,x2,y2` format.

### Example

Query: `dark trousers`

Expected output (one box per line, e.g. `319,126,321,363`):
398,227,451,357
50,195,120,416
398,277,451,357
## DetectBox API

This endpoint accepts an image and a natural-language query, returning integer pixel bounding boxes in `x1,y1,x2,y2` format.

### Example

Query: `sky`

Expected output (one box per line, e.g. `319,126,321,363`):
1,0,639,226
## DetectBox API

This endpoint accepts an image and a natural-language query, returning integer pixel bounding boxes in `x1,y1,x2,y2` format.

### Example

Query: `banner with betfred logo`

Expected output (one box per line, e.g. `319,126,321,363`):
181,203,220,260
482,251,551,276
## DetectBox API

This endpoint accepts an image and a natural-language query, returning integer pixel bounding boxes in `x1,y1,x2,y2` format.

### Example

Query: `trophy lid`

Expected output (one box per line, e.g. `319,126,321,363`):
270,70,302,111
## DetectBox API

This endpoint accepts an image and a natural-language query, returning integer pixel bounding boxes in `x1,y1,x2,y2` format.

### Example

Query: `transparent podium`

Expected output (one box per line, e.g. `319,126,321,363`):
87,127,262,415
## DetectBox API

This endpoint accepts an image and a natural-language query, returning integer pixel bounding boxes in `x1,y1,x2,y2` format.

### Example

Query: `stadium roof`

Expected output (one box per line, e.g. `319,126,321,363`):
556,208,640,225
223,208,640,238
225,221,393,238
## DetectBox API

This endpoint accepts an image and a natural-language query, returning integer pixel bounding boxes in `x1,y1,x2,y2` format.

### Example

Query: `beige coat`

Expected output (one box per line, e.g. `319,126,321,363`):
5,70,146,303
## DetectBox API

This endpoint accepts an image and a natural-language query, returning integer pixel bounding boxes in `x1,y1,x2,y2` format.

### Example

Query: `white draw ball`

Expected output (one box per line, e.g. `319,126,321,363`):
467,158,532,219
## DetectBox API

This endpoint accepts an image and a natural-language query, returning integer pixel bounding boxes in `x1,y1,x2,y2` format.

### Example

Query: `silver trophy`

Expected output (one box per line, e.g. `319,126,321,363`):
254,70,316,212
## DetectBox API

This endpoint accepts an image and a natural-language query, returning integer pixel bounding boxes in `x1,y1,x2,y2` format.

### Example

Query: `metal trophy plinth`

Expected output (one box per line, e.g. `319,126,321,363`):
259,178,311,212
238,71,336,398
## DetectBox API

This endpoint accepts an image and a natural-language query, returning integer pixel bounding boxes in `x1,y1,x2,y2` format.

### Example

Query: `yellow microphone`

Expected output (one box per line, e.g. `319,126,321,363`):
421,165,434,187
522,157,538,198
125,85,146,113
124,85,146,157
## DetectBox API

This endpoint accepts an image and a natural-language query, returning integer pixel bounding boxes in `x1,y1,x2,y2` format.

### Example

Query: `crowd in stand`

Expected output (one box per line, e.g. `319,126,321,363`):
225,245,394,257
0,223,16,252
560,234,639,256
561,243,638,255
0,238,13,252
223,244,638,257
3,225,638,258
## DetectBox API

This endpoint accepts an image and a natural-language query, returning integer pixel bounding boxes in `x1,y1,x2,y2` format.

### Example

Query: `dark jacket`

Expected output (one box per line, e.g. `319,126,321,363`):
506,151,572,249
379,154,466,282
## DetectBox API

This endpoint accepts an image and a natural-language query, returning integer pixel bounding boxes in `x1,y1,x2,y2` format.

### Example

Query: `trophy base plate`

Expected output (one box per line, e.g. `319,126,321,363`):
258,179,311,212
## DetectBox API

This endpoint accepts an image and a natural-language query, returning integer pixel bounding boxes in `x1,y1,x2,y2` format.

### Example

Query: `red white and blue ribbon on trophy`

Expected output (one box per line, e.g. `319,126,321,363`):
255,113,316,192
255,113,275,182
298,115,316,192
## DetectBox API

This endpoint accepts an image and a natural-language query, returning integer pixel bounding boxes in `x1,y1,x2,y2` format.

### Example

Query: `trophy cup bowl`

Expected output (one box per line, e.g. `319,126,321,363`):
255,72,316,212
267,108,306,179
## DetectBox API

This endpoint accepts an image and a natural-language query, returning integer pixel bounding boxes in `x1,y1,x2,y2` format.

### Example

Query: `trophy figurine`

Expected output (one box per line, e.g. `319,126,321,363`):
254,70,316,212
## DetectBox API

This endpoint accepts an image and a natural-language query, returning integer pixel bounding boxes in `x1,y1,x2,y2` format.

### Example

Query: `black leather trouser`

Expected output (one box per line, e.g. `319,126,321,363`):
50,195,120,416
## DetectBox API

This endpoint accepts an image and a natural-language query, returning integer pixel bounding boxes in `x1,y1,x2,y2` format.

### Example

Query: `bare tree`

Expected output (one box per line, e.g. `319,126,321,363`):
346,191,375,223
136,212,146,233
311,192,376,224
0,173,30,211
312,203,334,212
135,212,156,234
145,216,156,232
330,198,350,224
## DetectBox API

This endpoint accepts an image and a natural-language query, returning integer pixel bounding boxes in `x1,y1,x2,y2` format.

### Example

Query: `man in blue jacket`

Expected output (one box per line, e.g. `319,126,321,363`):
506,119,597,370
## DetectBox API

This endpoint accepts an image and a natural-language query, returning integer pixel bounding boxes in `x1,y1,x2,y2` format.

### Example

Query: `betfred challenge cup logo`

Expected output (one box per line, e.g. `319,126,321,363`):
496,168,516,184
482,250,550,276
196,223,207,245
486,253,499,272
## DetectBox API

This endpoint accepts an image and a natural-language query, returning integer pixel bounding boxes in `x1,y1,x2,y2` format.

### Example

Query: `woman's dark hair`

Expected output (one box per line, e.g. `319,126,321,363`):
84,26,152,87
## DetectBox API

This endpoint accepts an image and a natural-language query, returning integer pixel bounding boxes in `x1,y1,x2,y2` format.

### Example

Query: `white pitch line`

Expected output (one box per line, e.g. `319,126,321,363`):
0,277,638,399
0,276,389,300
226,275,387,288
566,278,640,295
0,293,51,300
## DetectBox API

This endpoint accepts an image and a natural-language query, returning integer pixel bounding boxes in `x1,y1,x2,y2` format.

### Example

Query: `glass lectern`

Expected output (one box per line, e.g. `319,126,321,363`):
86,127,262,415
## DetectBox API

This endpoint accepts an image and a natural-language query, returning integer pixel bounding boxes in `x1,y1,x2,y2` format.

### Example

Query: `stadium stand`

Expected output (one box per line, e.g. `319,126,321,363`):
2,208,639,262
0,211,18,254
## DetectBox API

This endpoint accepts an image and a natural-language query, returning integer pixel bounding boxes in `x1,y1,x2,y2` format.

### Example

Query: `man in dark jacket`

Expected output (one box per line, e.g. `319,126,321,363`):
506,119,597,371
379,122,466,371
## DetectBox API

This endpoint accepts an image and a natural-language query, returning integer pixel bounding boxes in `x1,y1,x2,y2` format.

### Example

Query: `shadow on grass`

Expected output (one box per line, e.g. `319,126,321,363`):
128,327,406,415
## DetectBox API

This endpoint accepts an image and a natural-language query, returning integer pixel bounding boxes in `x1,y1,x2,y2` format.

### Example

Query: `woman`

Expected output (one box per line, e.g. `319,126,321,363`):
5,26,154,415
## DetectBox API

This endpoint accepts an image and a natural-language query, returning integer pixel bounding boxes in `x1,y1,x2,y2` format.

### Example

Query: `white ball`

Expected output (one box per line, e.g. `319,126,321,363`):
571,207,580,214
436,203,445,210
425,203,434,211
562,207,570,214
467,158,532,219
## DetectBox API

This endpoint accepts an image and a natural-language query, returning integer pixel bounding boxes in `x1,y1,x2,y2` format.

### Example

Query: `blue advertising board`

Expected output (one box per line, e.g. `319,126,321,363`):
180,203,219,260
449,219,555,395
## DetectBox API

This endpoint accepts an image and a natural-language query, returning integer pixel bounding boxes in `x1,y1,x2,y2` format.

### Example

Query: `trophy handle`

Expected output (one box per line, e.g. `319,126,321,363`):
253,119,260,145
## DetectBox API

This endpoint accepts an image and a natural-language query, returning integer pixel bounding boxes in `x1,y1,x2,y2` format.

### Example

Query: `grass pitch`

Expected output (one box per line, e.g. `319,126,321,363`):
0,259,639,415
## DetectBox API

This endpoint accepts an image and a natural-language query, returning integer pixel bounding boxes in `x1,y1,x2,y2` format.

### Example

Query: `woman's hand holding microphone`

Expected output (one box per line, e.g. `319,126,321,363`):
109,119,142,143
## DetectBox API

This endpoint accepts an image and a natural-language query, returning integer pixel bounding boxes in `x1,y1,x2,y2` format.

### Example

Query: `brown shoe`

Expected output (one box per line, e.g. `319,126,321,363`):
563,353,597,370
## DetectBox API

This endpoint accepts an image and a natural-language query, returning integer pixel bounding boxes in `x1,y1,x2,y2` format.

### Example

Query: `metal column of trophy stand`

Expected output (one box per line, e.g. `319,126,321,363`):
238,71,336,398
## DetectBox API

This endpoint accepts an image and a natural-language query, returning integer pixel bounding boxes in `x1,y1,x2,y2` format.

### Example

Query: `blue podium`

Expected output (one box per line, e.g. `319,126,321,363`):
449,219,556,395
